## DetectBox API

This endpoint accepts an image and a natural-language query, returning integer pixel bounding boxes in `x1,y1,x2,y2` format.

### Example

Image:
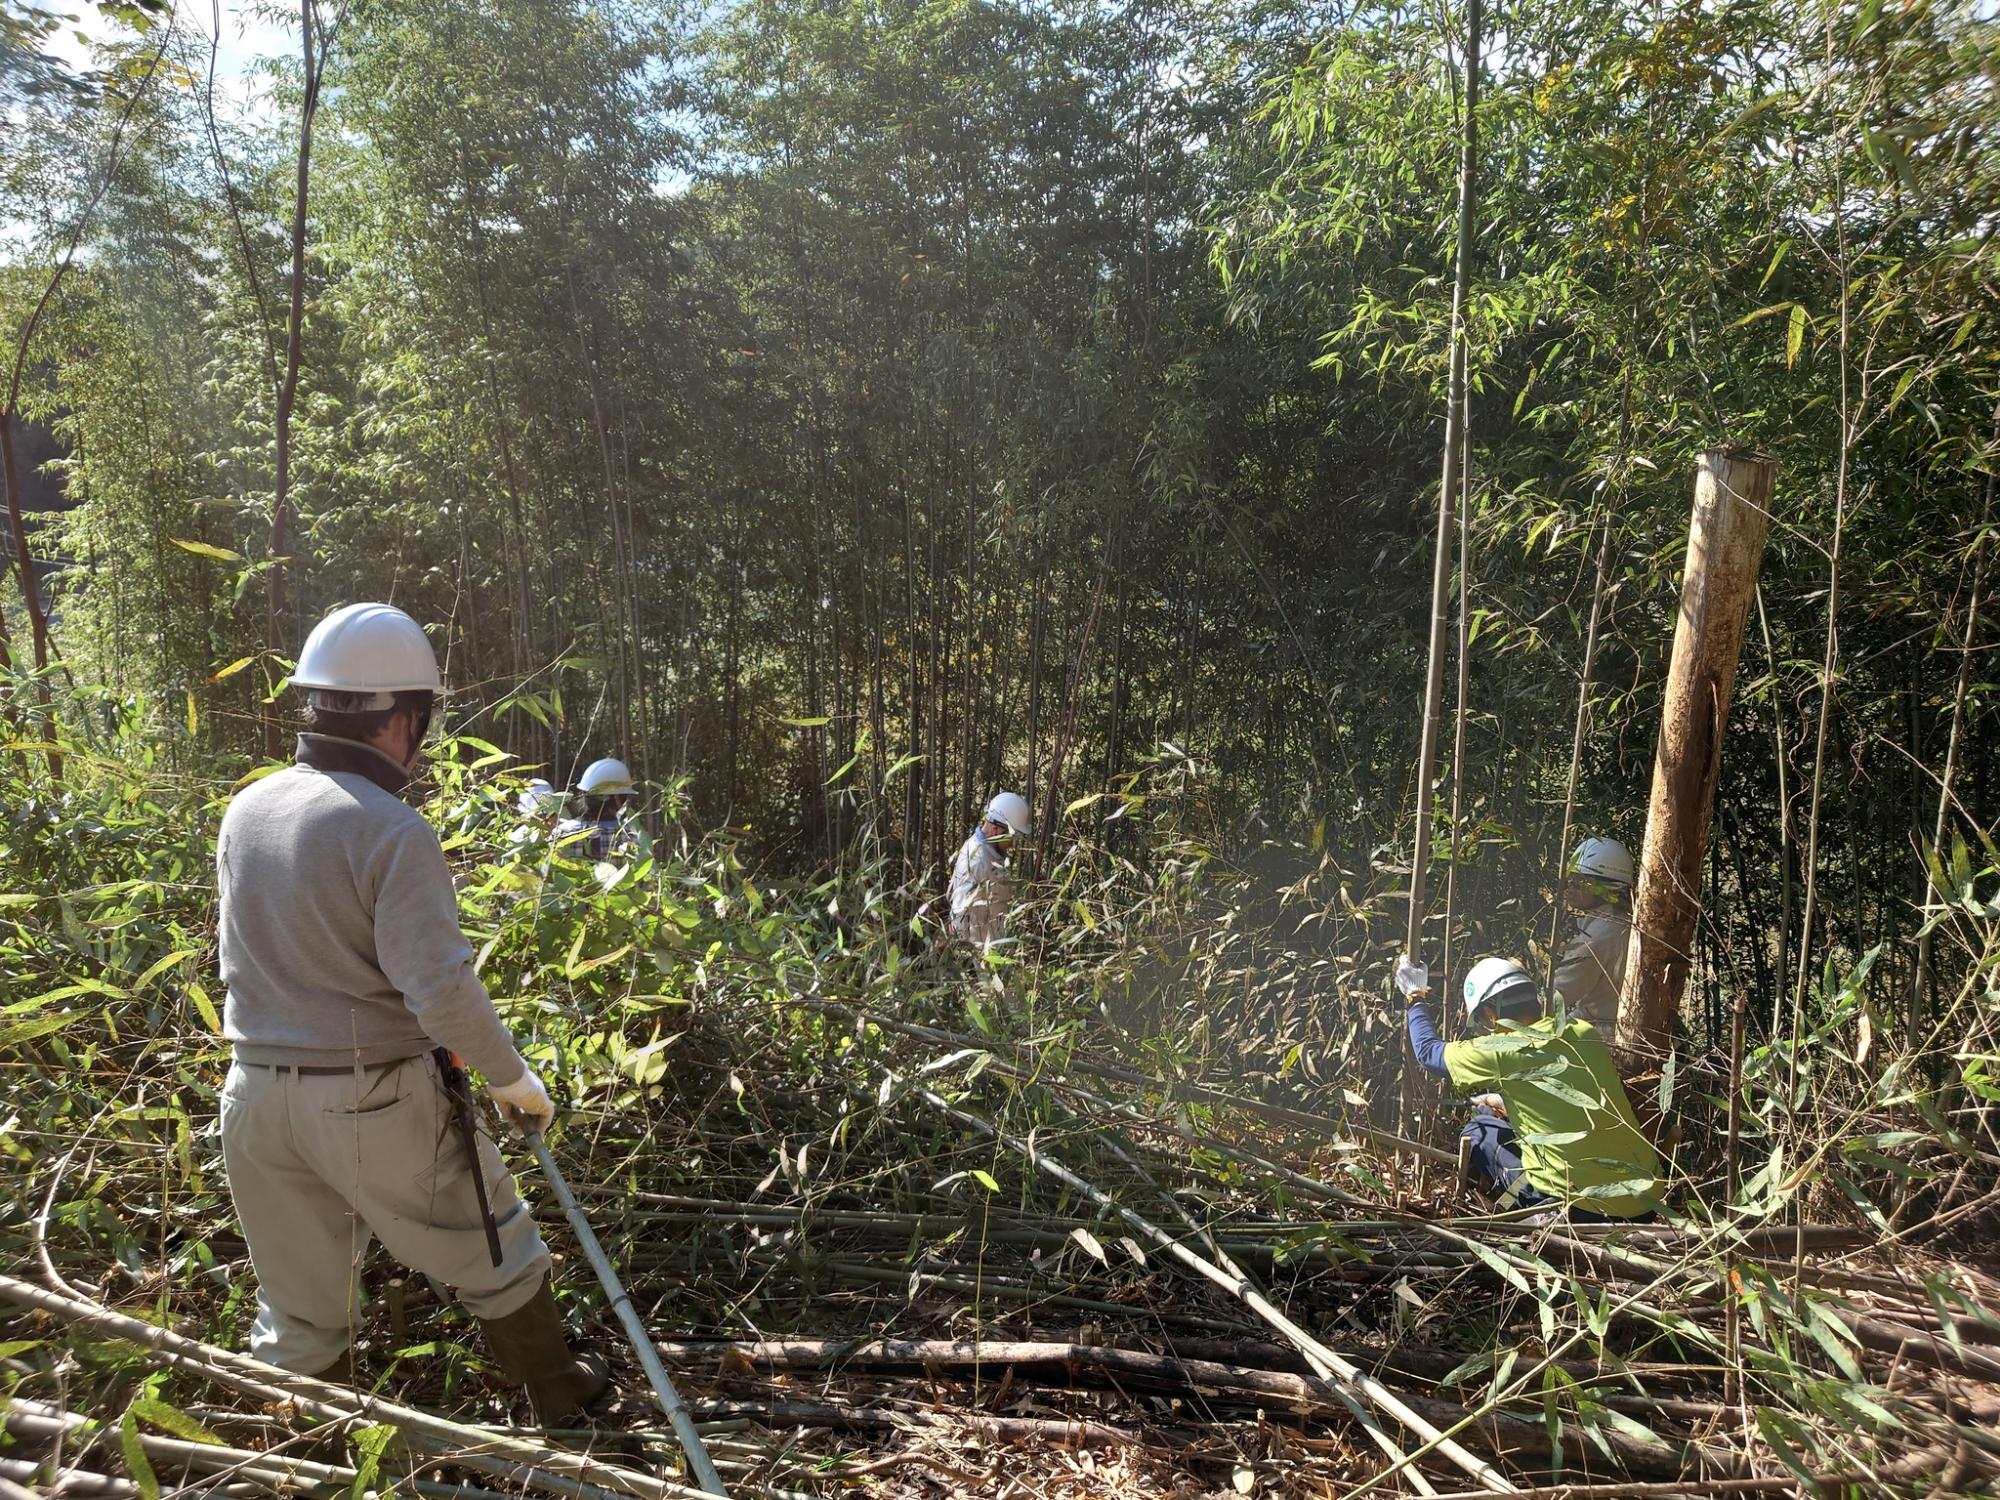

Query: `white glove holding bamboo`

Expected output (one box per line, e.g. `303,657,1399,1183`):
488,1062,554,1136
1394,955,1430,1000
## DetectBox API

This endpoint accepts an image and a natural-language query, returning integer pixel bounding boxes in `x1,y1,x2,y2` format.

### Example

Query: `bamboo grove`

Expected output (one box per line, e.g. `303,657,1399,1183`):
2,0,1997,1111
4,0,2000,1489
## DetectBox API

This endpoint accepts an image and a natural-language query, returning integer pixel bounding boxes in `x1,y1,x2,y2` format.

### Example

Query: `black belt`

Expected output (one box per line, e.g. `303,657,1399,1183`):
234,1057,414,1075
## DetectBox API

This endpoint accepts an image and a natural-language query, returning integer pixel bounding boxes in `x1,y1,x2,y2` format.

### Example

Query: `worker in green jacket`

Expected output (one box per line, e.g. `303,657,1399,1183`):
1395,953,1663,1221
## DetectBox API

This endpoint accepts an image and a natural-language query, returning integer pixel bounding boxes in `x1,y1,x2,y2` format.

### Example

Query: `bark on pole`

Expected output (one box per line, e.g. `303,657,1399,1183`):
1618,448,1776,1058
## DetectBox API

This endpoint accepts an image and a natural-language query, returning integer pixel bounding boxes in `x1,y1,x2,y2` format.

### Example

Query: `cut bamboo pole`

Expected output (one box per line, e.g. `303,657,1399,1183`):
895,1081,1518,1493
525,1133,729,1496
1617,448,1777,1058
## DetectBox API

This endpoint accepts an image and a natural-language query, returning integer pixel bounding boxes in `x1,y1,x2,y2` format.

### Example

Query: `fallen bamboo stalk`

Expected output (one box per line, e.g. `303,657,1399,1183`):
816,1256,1261,1333
652,1334,1677,1397
526,1401,1193,1454
699,1399,1186,1452
889,1081,1519,1493
1042,1091,1448,1495
0,1273,717,1500
0,1459,198,1500
1416,1483,1801,1500
651,1334,1712,1479
3,1400,500,1500
580,1182,1870,1254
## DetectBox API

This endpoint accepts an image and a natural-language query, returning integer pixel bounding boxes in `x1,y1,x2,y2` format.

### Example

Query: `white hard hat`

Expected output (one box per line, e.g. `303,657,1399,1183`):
1569,836,1636,888
518,778,560,816
1463,957,1537,1020
293,603,441,709
984,790,1032,837
577,757,635,795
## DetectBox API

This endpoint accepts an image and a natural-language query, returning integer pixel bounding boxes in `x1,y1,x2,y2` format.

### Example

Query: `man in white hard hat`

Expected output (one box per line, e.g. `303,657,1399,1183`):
216,602,606,1421
557,757,636,862
948,791,1032,949
1554,836,1635,1028
1394,953,1661,1221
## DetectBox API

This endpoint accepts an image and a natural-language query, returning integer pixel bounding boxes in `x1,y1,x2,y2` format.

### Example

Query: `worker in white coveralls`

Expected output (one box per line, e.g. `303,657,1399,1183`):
557,757,637,861
949,791,1032,948
1554,836,1635,1027
508,777,564,849
216,602,607,1421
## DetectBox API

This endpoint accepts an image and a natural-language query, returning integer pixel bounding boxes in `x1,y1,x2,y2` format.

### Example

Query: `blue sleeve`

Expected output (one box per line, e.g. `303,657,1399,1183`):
1405,1000,1450,1077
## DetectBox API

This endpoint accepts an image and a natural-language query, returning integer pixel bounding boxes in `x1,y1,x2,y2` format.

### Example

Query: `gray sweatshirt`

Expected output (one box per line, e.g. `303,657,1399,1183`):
217,735,525,1083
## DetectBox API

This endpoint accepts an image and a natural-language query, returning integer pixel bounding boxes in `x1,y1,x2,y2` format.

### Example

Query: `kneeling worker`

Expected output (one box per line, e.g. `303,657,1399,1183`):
217,602,606,1420
1395,954,1662,1221
558,757,636,861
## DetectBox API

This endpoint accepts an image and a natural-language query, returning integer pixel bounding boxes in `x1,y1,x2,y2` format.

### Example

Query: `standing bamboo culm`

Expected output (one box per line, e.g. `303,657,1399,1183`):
1549,511,1616,988
265,0,323,760
1908,443,1995,1055
1402,0,1481,1140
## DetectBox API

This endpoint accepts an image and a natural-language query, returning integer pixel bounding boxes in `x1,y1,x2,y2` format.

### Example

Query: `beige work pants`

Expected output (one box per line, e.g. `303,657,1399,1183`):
220,1052,551,1372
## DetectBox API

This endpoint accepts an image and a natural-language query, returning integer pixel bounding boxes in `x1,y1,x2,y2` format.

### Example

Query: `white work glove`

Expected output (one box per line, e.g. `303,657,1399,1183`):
488,1065,554,1137
1394,955,1430,1000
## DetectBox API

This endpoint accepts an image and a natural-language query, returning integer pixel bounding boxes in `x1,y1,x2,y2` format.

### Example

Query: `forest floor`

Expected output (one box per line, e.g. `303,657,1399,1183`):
9,964,2000,1500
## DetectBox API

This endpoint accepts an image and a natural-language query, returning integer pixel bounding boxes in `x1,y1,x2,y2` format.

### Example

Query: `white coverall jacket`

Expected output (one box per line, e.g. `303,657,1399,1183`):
948,828,1014,947
1553,908,1630,1029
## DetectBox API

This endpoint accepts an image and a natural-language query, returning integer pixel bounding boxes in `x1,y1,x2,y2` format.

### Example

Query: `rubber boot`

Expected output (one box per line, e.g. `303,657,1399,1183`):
477,1281,610,1425
306,1350,354,1386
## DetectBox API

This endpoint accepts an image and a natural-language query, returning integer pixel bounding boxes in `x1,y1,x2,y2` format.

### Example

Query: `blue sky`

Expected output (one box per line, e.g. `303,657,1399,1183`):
46,0,289,115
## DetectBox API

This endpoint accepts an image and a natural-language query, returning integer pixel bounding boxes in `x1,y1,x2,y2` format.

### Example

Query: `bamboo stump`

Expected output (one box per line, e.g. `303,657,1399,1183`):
1618,447,1776,1061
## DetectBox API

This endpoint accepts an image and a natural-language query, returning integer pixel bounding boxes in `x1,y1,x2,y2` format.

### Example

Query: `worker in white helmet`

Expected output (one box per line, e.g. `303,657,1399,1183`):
215,603,606,1420
556,757,636,861
1554,836,1635,1027
1394,953,1661,1221
948,791,1032,949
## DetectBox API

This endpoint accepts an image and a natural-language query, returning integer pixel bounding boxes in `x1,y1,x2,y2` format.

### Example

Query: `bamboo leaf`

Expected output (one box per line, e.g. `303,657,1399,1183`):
131,1398,222,1445
134,949,197,991
169,538,243,563
119,1407,161,1500
1069,1226,1109,1264
0,1012,82,1046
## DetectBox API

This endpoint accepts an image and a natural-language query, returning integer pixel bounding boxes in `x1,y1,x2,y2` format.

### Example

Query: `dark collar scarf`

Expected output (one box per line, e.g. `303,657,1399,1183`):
295,733,413,799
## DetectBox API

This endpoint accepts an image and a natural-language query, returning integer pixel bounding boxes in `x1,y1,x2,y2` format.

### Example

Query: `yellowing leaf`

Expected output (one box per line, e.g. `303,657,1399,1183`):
169,538,243,563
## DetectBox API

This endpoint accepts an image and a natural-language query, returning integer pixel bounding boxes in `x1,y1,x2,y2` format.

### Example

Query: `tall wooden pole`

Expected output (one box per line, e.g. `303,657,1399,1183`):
1617,448,1776,1057
1405,0,1481,965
